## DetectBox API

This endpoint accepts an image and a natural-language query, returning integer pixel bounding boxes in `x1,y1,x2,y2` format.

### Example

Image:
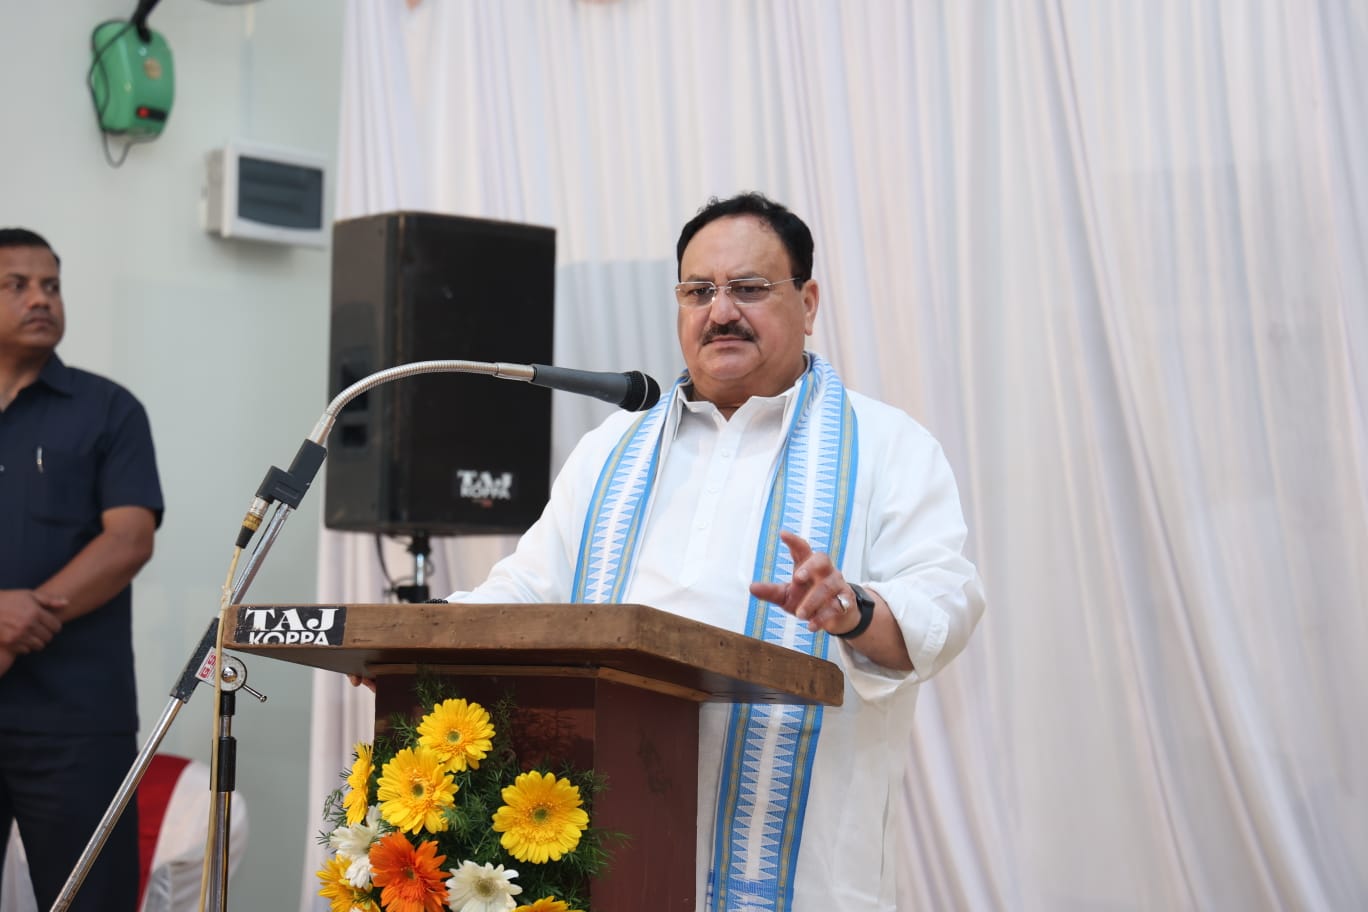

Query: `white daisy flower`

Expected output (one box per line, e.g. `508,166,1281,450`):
328,805,382,887
445,859,522,912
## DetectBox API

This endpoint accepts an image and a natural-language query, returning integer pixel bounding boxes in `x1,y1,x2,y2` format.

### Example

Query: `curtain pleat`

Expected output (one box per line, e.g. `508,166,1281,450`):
305,2,1368,909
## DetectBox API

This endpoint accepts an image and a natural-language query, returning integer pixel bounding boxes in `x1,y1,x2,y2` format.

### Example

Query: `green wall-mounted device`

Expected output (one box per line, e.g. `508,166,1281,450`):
89,21,175,136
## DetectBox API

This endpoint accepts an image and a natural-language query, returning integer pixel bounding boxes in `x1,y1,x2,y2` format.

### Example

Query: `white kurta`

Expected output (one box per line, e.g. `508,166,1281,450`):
448,375,986,910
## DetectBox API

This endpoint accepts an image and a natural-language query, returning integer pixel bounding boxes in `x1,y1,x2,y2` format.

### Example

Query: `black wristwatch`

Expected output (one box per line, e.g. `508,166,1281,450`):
833,583,876,639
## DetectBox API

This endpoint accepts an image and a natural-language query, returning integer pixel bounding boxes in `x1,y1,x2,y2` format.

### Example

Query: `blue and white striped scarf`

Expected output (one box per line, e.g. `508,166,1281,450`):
572,353,858,911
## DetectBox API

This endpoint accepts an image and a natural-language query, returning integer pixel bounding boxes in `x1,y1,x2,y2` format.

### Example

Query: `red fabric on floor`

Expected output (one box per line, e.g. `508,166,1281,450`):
136,753,192,908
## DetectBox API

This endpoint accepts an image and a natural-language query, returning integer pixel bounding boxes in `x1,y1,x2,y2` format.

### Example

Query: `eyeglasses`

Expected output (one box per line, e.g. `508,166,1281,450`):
673,276,802,308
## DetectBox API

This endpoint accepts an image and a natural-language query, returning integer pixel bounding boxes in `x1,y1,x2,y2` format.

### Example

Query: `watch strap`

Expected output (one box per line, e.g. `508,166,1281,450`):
833,583,876,639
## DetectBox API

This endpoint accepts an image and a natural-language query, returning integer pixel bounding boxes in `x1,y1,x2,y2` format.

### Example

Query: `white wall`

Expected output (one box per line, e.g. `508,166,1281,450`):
1,2,342,907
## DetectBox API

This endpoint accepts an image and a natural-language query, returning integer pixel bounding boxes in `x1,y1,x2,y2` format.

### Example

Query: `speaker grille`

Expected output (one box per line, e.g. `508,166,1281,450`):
325,212,555,536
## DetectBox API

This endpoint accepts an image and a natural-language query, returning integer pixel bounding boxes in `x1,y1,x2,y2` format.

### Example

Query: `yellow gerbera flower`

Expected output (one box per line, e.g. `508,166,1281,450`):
316,853,380,912
417,698,495,772
491,771,589,863
515,898,581,912
376,746,458,834
344,742,375,826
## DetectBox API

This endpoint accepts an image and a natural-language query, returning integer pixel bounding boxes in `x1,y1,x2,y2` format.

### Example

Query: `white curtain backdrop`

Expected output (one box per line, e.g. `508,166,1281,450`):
303,2,1368,909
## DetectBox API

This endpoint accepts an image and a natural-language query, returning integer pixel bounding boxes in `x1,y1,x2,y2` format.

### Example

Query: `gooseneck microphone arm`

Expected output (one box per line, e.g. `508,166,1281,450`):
234,359,660,571
310,360,540,446
310,359,660,443
246,359,661,556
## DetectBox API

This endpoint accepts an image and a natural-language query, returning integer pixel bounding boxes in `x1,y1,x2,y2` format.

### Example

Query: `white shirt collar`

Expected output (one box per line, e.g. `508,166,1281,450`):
672,352,810,427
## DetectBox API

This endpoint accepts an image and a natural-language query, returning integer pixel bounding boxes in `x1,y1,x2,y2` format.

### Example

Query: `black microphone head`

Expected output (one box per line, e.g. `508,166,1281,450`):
621,371,661,411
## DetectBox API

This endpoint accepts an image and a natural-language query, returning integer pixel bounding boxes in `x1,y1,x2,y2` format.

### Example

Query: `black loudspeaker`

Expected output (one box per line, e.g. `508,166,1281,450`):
324,211,556,536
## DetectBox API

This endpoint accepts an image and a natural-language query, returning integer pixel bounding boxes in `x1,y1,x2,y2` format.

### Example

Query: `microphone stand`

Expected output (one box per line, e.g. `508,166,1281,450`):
47,428,322,912
50,359,643,912
48,617,266,912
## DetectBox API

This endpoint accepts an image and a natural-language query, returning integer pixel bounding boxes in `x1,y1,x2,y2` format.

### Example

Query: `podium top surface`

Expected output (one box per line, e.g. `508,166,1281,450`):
224,602,843,706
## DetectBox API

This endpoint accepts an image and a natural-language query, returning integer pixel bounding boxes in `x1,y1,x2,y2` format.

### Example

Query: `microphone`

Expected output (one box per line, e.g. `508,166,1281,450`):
526,364,661,412
236,359,661,548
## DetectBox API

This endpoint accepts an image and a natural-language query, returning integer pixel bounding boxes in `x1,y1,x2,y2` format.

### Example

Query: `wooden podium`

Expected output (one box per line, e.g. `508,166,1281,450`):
224,602,843,910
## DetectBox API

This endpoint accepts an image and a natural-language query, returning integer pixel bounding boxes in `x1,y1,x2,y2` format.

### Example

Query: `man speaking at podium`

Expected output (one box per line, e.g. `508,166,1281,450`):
442,193,986,910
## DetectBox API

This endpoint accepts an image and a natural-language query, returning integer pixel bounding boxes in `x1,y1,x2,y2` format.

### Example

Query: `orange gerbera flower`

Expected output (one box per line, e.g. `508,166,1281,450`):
368,832,449,912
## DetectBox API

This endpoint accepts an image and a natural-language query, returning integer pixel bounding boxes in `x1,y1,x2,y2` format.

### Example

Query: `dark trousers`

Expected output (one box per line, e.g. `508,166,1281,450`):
0,730,140,912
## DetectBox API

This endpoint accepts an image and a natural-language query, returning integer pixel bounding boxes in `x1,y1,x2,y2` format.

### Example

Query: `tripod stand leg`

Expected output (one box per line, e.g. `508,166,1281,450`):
48,617,247,912
48,698,184,911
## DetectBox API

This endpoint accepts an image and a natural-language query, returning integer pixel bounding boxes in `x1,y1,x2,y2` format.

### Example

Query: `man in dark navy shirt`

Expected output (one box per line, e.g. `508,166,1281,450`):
0,228,163,912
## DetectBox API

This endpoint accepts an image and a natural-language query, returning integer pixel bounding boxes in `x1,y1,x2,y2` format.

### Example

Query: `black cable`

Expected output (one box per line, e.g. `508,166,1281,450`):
372,533,399,596
88,19,132,118
372,533,441,602
130,0,161,42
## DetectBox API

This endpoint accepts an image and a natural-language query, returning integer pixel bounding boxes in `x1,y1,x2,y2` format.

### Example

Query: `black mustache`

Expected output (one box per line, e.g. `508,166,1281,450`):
702,322,756,344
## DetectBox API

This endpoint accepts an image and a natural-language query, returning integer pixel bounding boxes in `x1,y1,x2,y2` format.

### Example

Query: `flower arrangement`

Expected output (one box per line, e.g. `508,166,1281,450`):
317,680,617,912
